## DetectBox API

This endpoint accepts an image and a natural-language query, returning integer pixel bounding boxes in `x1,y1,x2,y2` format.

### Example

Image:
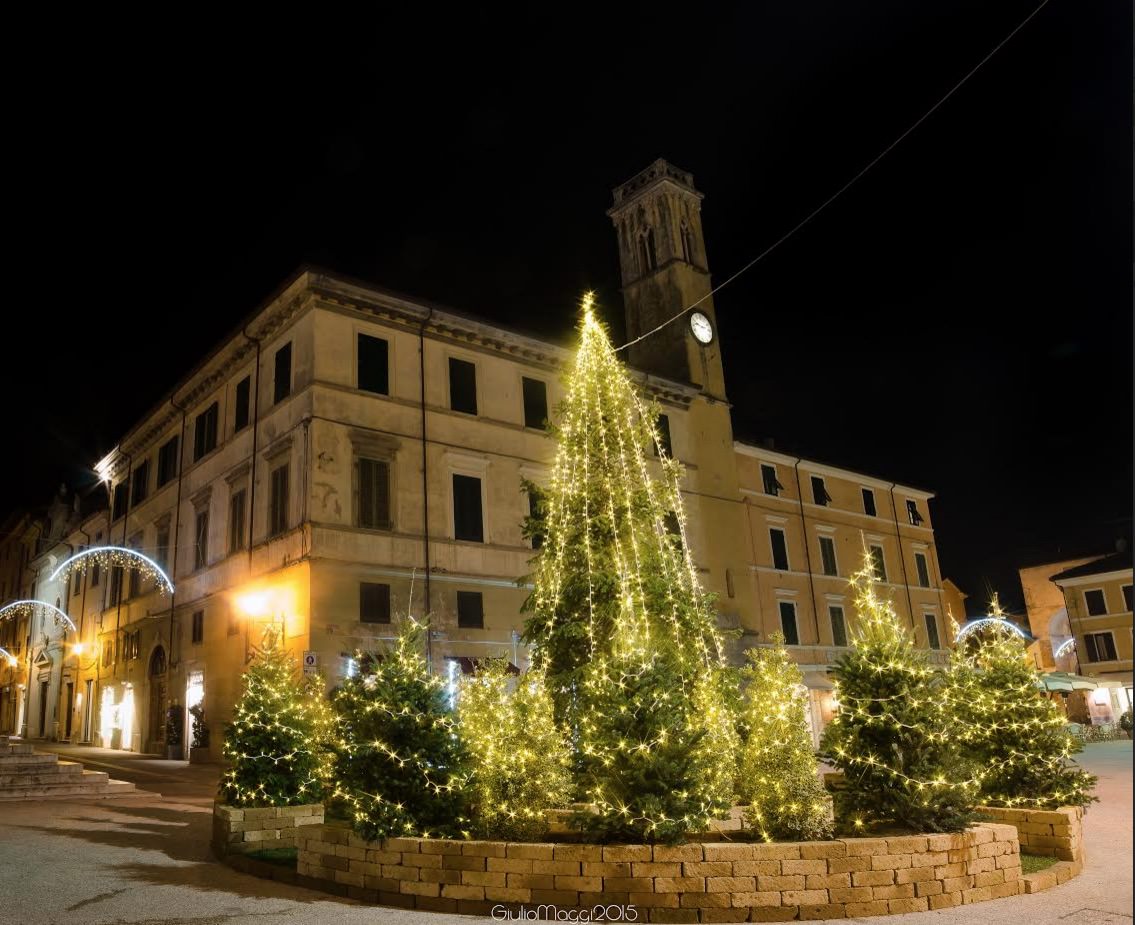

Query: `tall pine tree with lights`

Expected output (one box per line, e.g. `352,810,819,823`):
737,634,833,841
330,619,468,840
522,294,736,842
819,556,976,833
219,630,327,807
948,599,1096,810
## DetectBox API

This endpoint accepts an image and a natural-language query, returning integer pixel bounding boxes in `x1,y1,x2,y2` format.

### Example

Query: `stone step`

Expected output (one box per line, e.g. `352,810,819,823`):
0,763,92,786
0,754,58,769
0,775,130,801
0,743,35,756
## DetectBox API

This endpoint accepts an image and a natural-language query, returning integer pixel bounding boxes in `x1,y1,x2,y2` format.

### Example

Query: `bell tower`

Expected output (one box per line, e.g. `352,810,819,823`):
608,159,727,400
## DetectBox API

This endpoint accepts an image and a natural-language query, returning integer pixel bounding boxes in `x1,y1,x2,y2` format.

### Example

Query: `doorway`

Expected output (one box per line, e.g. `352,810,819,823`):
63,682,74,739
148,646,167,754
82,679,93,743
38,680,47,737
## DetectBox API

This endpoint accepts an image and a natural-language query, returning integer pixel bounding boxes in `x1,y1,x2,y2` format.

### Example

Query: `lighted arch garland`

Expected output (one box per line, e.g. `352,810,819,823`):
49,546,175,595
0,600,77,632
1053,638,1076,659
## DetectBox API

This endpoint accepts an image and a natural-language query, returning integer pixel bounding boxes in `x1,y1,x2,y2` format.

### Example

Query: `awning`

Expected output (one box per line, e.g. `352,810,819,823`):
802,671,834,691
1040,672,1100,692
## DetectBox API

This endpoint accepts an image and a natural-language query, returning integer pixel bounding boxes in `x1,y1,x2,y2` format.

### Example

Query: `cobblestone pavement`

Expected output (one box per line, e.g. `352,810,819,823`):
0,741,1129,925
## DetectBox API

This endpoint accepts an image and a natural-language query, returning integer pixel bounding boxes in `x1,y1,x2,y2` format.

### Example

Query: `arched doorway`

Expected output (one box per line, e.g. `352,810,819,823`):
147,646,167,753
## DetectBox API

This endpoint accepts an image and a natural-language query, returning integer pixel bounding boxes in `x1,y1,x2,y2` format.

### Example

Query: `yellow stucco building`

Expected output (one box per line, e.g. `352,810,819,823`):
3,160,955,755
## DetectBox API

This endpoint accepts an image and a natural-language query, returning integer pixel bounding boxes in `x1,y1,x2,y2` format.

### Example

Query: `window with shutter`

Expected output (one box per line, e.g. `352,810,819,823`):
453,475,484,542
457,591,484,628
360,583,391,624
358,458,391,529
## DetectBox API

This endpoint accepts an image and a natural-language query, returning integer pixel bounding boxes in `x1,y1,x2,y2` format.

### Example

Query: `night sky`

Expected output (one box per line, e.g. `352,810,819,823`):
5,2,1130,615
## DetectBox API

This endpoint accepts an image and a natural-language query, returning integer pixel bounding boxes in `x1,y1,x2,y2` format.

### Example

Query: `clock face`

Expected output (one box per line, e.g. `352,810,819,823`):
689,311,713,344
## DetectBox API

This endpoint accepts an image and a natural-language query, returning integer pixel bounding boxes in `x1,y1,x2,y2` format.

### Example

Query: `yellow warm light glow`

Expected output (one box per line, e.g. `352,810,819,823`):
236,592,272,618
71,643,85,656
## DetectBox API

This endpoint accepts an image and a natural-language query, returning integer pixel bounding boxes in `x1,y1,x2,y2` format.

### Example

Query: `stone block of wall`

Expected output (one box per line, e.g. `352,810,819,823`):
212,802,325,857
977,806,1084,862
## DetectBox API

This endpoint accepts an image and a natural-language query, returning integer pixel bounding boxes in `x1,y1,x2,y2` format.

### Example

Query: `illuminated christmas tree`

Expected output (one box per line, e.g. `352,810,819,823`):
522,295,735,841
457,659,572,839
819,555,976,833
219,630,326,806
737,634,833,841
330,618,467,840
948,599,1097,809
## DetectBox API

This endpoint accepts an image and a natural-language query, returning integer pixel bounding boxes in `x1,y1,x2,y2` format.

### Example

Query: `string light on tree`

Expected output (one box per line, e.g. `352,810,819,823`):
522,293,736,842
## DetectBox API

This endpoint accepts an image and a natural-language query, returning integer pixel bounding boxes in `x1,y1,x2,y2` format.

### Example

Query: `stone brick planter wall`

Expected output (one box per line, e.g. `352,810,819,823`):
294,821,1025,921
976,805,1084,894
212,803,325,857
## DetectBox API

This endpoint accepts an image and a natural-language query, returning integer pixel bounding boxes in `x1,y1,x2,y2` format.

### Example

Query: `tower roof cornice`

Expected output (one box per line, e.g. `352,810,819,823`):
608,158,703,215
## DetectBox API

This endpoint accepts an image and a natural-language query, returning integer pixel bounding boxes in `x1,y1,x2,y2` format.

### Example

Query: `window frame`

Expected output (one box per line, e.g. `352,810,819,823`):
924,612,941,649
452,473,485,543
273,341,293,404
356,457,393,531
457,590,485,629
810,475,831,506
829,604,848,647
357,332,391,396
769,527,790,571
869,543,887,582
269,463,290,538
1083,588,1108,617
228,488,247,554
818,535,838,577
906,499,924,526
521,375,549,430
193,402,219,462
234,375,252,432
360,582,392,624
157,436,180,487
1083,631,1117,663
861,487,877,517
131,459,150,507
193,509,209,571
191,610,204,645
914,551,931,588
447,356,479,416
778,599,800,646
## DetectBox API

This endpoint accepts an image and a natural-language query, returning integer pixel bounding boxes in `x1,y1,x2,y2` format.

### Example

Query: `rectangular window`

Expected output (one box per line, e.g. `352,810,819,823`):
274,342,292,404
234,376,251,431
769,528,789,571
112,482,128,521
128,534,143,599
71,565,82,598
358,458,391,529
453,474,484,542
449,358,478,414
914,552,931,588
529,491,543,550
1083,631,1117,663
194,510,209,570
108,566,122,606
360,582,391,624
193,402,219,461
1083,589,1107,616
862,488,877,517
906,499,924,526
131,460,150,506
829,605,848,647
522,376,548,430
457,590,484,628
155,525,170,571
229,489,247,554
778,600,799,646
654,413,673,457
269,465,289,537
358,334,390,395
157,437,179,487
869,544,887,582
811,476,831,506
761,464,783,496
924,613,941,649
1123,584,1133,613
91,533,102,586
191,610,204,645
818,536,838,577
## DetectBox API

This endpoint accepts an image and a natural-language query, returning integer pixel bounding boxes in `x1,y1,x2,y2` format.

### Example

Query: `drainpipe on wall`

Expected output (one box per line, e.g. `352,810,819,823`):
242,326,263,572
112,453,133,684
419,308,435,672
889,484,917,631
76,526,91,743
167,398,189,671
793,461,821,644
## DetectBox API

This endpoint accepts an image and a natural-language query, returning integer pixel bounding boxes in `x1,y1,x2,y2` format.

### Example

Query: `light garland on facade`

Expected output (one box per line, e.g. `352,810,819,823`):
1053,638,1076,659
0,600,77,632
49,546,174,596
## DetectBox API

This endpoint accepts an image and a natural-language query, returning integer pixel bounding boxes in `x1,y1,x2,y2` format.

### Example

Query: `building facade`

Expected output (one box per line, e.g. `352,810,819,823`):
3,159,953,755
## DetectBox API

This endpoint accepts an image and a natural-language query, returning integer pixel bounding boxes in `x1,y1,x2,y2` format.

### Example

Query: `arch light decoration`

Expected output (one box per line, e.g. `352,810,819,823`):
0,600,77,632
1053,638,1076,659
954,616,1030,643
0,646,18,666
49,546,174,596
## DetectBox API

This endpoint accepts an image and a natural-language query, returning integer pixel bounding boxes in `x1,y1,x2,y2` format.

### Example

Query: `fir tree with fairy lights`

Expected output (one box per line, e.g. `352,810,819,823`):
219,629,327,806
330,618,468,841
522,294,736,842
457,659,572,840
737,634,833,841
819,554,976,833
949,597,1097,810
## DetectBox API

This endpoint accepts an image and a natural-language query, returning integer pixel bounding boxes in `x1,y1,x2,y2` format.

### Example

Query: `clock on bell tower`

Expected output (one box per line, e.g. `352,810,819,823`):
607,159,727,400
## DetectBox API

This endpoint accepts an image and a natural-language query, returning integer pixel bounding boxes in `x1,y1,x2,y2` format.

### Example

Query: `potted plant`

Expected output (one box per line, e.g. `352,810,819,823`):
1120,710,1132,739
189,703,211,762
165,704,184,760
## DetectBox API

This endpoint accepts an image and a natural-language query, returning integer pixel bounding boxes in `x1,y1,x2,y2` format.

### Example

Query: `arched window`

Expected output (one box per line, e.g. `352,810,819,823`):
680,220,696,265
637,228,657,273
149,646,166,678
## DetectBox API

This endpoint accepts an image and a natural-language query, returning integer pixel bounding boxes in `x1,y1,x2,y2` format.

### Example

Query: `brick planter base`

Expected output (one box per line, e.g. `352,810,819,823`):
976,805,1084,894
212,802,325,857
292,822,1027,921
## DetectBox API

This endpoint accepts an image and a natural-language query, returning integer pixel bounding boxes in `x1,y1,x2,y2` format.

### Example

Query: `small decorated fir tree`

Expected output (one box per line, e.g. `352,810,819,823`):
457,659,572,840
330,618,467,840
737,634,833,841
819,555,975,833
219,630,326,806
949,598,1097,809
522,296,736,841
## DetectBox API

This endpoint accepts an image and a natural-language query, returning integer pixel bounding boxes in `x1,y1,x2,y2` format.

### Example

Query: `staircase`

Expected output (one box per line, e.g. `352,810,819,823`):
0,736,136,801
